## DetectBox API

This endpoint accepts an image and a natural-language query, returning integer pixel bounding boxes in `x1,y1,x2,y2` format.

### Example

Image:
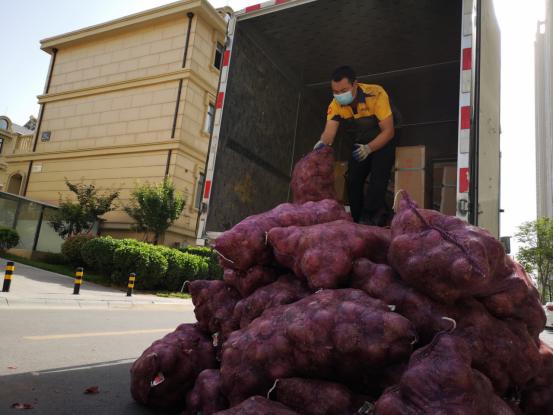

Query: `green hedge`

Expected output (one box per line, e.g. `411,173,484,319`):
61,234,94,265
181,246,214,258
159,247,208,291
180,245,222,280
112,243,168,290
81,236,121,276
79,237,220,291
0,227,19,251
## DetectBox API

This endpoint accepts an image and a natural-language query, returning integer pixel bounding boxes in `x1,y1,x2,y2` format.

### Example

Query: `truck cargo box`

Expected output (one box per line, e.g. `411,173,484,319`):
196,0,501,242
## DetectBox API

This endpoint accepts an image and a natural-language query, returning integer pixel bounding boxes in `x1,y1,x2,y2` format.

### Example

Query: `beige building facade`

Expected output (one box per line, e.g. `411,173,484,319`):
3,0,229,246
0,115,36,194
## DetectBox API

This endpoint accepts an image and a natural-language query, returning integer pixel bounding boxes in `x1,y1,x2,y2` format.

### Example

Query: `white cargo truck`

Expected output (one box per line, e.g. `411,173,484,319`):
196,0,501,243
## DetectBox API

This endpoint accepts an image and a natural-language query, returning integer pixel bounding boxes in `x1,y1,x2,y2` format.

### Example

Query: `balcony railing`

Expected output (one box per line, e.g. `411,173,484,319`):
12,135,33,154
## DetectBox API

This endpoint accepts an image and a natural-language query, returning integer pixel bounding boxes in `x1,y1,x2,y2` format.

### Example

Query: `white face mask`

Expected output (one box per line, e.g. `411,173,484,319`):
334,89,355,106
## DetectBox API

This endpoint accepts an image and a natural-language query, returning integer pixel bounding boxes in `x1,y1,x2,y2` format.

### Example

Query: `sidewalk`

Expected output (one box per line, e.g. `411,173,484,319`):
0,259,194,310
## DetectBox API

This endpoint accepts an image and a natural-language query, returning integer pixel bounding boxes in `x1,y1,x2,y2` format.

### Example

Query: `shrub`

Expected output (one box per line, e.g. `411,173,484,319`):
81,236,123,276
159,247,204,291
0,227,19,251
79,237,221,291
180,246,223,280
182,246,214,258
61,234,94,265
113,242,168,290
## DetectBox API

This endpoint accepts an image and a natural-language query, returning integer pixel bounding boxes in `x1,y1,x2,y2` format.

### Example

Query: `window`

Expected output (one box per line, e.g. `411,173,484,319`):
0,138,3,154
204,103,215,135
0,119,8,131
195,172,205,210
213,42,224,70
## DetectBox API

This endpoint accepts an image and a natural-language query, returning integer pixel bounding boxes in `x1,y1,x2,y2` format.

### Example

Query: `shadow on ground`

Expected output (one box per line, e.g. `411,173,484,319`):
0,360,179,415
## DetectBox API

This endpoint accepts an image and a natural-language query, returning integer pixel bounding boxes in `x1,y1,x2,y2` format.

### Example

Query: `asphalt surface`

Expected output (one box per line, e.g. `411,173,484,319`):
0,308,195,415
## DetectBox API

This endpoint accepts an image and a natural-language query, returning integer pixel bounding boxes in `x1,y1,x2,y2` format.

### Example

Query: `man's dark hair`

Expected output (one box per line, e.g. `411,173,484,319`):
332,66,356,83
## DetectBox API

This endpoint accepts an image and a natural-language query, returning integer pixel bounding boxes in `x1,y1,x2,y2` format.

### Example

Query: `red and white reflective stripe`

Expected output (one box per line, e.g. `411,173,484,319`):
456,0,474,220
203,180,212,199
245,4,262,13
459,167,470,193
241,0,290,14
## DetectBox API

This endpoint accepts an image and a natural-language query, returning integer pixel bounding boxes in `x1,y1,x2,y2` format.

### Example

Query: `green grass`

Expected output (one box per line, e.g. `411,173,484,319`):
0,251,113,287
155,292,191,299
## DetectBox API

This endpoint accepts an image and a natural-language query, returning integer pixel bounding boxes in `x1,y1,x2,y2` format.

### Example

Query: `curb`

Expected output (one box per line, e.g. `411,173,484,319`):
0,297,194,310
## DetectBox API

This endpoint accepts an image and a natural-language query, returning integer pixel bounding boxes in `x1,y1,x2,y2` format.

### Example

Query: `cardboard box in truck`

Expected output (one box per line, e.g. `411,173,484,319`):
441,164,457,215
394,146,425,208
433,162,456,214
196,0,502,243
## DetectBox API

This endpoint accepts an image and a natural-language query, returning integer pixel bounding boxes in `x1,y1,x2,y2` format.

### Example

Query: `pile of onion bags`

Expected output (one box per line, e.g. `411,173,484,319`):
130,324,217,410
268,220,390,289
388,191,513,304
450,298,542,394
220,289,416,405
351,258,453,343
232,275,311,329
184,369,228,415
375,333,517,414
189,280,241,344
223,266,278,297
271,377,370,415
214,199,351,270
351,256,543,395
520,342,553,414
290,146,336,204
131,148,551,415
214,396,299,414
478,260,546,338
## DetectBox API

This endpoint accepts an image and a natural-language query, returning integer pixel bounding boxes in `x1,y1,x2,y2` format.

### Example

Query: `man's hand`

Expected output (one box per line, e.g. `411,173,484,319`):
352,143,372,161
313,140,328,150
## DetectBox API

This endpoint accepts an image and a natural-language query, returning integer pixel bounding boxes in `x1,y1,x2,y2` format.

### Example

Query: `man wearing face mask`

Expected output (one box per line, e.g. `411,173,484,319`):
314,66,397,225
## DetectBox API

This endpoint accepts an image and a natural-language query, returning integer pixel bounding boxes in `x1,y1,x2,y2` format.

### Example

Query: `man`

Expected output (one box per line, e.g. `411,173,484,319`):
314,66,397,225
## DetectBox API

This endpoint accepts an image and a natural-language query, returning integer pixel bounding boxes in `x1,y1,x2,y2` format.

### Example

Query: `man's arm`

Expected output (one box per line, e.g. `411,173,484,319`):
352,115,395,161
319,119,340,145
368,115,394,151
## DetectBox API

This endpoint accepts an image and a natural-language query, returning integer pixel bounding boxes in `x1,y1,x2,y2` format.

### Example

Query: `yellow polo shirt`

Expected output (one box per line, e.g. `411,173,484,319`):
327,83,392,122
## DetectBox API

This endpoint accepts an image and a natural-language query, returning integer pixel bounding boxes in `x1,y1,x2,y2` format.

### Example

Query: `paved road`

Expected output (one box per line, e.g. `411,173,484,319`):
0,308,195,414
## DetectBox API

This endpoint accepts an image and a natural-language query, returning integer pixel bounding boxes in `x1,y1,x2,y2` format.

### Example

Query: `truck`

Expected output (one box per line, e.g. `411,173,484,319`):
196,0,501,244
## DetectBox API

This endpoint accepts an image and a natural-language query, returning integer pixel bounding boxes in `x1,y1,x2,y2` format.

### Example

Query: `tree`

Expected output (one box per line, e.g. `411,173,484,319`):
515,217,553,303
124,179,186,245
49,180,119,238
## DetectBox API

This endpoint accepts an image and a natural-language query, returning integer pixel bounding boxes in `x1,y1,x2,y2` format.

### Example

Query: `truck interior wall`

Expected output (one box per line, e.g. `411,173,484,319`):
206,26,306,231
207,0,462,231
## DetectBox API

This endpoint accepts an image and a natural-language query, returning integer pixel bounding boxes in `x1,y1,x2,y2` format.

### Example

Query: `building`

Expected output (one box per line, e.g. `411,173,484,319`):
535,0,553,219
2,0,229,246
0,115,36,193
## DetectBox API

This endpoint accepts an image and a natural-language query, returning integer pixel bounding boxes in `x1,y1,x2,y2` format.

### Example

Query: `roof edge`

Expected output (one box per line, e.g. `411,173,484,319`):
40,0,226,53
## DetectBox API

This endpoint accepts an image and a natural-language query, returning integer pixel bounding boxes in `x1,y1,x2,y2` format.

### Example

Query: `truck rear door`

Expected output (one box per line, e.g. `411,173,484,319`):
474,0,501,237
456,0,501,238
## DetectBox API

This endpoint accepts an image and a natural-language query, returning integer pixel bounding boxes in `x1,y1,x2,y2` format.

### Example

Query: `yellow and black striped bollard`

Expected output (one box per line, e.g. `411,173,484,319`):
73,267,84,295
2,261,15,292
127,273,136,297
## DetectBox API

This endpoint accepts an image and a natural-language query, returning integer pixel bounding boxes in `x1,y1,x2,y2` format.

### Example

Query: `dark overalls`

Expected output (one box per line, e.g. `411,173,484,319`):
345,112,398,224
